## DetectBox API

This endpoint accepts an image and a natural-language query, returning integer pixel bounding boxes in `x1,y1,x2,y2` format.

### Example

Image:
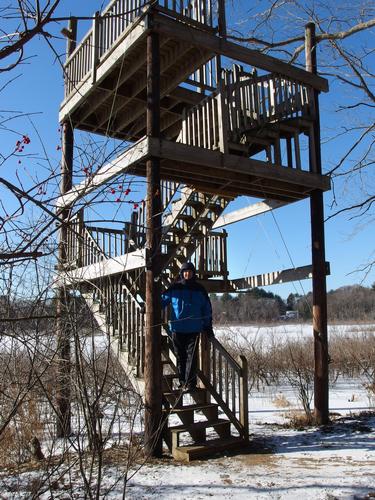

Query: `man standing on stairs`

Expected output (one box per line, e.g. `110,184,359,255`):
161,262,214,391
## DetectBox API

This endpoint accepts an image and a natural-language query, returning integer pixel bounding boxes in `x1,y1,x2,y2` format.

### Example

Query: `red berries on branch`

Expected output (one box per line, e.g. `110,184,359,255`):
15,135,31,153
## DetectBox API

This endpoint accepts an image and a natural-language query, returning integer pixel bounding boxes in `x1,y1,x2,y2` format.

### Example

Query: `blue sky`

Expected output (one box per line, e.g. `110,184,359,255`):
1,0,373,298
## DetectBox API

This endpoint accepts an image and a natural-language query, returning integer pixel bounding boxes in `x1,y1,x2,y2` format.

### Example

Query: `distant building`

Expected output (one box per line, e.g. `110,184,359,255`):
280,310,299,321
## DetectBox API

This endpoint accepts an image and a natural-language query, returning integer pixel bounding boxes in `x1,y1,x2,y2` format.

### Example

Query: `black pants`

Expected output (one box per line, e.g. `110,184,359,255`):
172,332,200,387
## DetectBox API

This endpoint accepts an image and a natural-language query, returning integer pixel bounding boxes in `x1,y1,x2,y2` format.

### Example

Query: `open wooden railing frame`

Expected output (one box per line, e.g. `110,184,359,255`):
66,180,180,268
180,71,315,157
227,72,314,137
198,335,249,441
192,230,228,279
63,0,220,98
98,277,146,377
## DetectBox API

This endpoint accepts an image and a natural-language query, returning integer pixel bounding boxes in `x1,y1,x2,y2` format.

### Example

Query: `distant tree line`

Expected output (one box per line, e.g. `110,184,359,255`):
211,284,375,324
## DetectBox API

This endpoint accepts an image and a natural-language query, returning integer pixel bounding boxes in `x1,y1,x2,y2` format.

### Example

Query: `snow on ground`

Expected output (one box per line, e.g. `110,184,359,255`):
2,411,373,499
120,414,375,500
0,323,374,499
1,382,373,499
215,322,375,348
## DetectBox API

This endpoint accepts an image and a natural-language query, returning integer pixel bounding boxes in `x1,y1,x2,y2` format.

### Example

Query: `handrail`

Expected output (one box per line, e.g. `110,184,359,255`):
180,71,314,161
99,276,146,377
199,335,249,440
227,72,314,135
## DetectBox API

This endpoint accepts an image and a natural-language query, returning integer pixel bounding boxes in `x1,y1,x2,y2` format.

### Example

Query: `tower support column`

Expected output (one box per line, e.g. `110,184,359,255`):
56,18,77,438
305,22,329,425
144,27,163,456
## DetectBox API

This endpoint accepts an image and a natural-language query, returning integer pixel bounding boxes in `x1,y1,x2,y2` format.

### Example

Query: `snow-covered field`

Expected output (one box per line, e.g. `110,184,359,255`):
215,322,375,349
0,323,374,499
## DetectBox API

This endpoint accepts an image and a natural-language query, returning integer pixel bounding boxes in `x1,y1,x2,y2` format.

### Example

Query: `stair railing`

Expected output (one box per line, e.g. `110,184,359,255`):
199,335,249,441
158,0,215,27
192,229,228,279
180,91,223,151
227,73,314,136
179,72,314,154
99,277,146,377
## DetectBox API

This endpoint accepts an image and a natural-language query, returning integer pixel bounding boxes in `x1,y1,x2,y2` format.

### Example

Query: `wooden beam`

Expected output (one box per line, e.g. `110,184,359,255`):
57,135,331,210
229,263,330,291
158,161,308,200
56,25,76,438
200,262,331,293
144,30,163,458
55,137,149,209
212,199,290,229
153,13,329,92
151,139,331,192
57,249,146,285
306,22,329,426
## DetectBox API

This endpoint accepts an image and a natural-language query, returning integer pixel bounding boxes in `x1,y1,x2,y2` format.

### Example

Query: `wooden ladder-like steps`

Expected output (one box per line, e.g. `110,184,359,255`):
161,378,244,462
163,402,219,424
172,436,245,462
163,387,208,407
166,418,231,448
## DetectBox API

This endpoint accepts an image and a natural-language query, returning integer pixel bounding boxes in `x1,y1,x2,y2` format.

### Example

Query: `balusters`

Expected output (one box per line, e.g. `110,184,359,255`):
205,338,248,440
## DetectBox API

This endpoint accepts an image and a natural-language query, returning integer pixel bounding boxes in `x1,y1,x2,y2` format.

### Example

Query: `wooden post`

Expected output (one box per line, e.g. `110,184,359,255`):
144,27,163,457
91,11,100,84
199,333,211,389
218,0,227,38
239,355,249,441
305,22,329,425
77,208,84,268
56,17,77,439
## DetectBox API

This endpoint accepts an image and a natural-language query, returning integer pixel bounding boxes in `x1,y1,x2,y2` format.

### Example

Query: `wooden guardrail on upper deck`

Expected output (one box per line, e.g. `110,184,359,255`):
179,71,314,154
63,0,219,98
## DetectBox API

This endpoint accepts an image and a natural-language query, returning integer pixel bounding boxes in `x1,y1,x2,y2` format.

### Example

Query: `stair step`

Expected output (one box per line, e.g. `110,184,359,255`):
169,226,187,236
163,402,219,423
206,203,225,214
167,418,232,449
162,373,179,391
172,436,246,462
184,198,204,209
177,214,195,224
163,387,208,406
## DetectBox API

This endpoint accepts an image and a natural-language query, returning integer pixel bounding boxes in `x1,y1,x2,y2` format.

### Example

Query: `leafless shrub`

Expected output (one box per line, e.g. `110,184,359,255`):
220,328,374,421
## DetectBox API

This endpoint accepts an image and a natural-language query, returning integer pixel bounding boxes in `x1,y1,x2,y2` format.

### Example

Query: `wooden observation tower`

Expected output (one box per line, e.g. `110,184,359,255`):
56,0,330,460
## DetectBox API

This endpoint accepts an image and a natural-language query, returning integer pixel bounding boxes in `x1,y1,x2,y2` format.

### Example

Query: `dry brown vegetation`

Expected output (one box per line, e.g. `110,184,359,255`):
220,326,375,420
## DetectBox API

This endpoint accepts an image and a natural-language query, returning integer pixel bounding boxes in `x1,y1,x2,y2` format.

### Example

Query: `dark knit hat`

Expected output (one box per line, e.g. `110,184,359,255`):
180,262,196,274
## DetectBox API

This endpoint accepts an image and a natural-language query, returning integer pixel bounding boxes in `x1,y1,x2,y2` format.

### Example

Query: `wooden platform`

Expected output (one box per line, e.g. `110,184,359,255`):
60,8,328,143
59,13,213,141
57,137,330,210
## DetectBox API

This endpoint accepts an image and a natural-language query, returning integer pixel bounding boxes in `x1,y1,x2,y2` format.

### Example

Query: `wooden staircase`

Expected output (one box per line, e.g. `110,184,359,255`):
63,176,249,460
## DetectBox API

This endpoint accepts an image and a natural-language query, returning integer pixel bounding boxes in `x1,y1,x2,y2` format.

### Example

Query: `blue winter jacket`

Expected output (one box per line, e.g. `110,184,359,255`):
161,279,212,334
